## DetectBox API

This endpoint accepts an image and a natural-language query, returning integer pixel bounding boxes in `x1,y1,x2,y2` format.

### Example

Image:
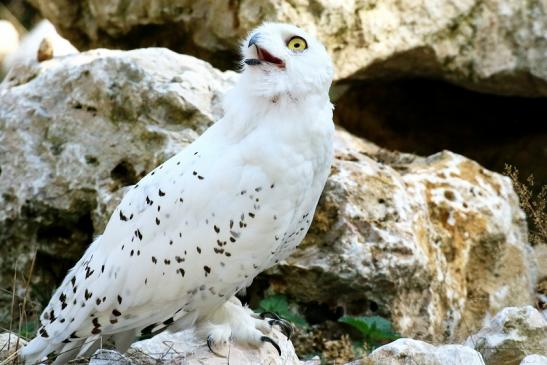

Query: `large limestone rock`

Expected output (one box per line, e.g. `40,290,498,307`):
265,130,536,342
464,306,547,365
0,47,535,345
29,0,547,96
368,338,484,365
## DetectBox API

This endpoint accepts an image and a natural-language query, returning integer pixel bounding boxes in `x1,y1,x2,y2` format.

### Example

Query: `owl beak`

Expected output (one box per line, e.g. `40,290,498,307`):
244,33,285,68
247,33,260,48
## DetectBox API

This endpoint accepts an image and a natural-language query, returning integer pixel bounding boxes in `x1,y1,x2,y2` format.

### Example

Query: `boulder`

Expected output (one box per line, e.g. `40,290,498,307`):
368,338,484,365
265,129,536,341
464,306,547,365
29,0,547,96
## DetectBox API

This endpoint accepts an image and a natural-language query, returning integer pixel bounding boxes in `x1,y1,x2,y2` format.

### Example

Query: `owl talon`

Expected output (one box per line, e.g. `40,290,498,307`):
268,319,293,340
261,335,281,356
207,335,227,357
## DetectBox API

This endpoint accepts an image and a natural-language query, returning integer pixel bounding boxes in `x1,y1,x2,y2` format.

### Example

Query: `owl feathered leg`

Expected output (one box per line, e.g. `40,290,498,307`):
196,296,290,357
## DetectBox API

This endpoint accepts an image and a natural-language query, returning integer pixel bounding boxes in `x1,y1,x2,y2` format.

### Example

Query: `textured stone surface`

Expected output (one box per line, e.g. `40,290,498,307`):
265,129,536,342
368,338,484,365
464,306,547,365
0,48,536,345
29,0,547,96
0,48,236,325
129,327,299,365
0,332,26,362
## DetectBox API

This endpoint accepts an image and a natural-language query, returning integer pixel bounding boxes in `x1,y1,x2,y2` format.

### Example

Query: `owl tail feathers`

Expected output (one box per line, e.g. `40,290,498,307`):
20,335,99,365
18,335,53,364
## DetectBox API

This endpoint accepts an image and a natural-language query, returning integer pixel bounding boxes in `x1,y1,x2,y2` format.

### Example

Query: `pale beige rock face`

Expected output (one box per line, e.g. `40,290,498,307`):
464,306,547,365
0,49,535,346
29,0,547,96
267,129,536,341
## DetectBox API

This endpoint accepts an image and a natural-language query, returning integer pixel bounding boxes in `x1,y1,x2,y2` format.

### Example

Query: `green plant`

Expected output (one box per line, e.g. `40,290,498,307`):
256,294,308,328
338,315,399,349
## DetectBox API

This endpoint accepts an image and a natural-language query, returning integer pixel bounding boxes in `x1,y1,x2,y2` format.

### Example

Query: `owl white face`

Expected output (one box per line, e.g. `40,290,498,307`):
240,23,334,99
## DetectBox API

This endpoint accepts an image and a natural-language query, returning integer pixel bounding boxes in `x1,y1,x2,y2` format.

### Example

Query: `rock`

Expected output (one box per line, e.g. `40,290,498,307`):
89,349,133,365
2,20,77,75
264,129,536,342
0,48,237,327
29,0,547,96
368,338,484,365
0,20,19,73
0,332,27,362
521,354,547,365
129,327,299,365
464,306,547,365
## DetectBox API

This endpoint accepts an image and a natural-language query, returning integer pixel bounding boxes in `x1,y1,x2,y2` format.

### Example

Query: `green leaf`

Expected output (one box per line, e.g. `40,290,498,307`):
338,315,399,344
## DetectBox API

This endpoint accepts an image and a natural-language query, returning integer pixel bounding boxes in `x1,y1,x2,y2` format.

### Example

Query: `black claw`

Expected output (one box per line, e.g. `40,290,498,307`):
207,335,226,358
260,311,281,320
261,335,281,356
269,319,293,340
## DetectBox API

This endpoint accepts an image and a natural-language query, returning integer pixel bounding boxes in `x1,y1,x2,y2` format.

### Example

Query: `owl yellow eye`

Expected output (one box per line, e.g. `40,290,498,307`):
287,36,307,51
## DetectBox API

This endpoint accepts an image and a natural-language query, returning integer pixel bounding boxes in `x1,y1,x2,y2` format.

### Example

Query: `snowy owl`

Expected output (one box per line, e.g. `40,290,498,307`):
21,22,334,364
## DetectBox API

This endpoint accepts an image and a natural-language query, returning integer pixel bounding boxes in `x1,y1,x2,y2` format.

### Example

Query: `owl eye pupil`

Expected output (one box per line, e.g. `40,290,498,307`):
288,37,307,51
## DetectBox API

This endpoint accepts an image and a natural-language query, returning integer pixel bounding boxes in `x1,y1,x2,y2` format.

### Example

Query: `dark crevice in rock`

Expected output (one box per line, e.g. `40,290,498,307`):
334,78,547,186
110,160,139,188
303,301,342,325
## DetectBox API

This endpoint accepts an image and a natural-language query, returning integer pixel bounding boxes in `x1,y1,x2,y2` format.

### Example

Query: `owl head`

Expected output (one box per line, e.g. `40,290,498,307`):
238,23,334,100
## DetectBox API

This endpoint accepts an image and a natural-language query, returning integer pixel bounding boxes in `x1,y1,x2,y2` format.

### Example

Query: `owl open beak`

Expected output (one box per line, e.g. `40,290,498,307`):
244,35,285,68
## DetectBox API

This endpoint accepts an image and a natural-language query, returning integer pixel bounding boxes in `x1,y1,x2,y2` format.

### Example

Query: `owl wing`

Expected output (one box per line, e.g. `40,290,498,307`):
22,131,295,363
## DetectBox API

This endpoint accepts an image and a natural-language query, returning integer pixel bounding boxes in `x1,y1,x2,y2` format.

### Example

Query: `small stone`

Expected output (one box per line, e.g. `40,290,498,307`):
369,338,484,365
464,306,547,365
0,332,27,362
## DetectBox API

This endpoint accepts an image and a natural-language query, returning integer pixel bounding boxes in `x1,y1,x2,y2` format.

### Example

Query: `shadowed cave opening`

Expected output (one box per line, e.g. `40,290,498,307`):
333,78,547,188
